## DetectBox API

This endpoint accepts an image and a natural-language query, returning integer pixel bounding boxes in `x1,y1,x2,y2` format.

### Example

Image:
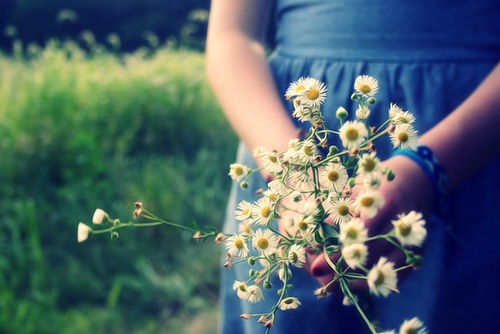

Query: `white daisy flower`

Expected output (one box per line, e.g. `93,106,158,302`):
357,152,382,176
238,221,254,236
329,197,356,224
255,148,284,175
232,281,250,300
339,120,369,149
367,257,398,297
247,285,264,303
399,317,427,334
390,124,419,151
285,77,309,100
388,103,404,118
282,138,302,163
287,170,315,192
356,190,385,219
392,211,427,247
279,297,302,310
300,198,320,217
263,180,287,203
252,229,279,256
319,163,349,193
225,233,249,258
92,208,109,224
355,106,371,120
362,172,382,191
342,243,368,269
301,78,327,107
235,200,253,223
251,197,274,226
228,163,249,182
389,103,416,125
287,244,307,268
354,75,379,97
77,223,91,243
339,218,368,246
297,139,319,163
293,214,317,234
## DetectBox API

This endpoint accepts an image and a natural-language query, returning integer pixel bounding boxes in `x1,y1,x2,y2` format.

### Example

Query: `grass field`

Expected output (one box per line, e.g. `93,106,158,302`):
0,40,237,333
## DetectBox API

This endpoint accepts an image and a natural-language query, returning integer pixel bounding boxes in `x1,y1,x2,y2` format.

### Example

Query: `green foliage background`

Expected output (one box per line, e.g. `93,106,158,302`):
0,40,237,333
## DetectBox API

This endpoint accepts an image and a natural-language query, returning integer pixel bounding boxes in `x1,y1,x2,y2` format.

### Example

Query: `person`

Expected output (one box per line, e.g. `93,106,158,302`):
205,0,500,333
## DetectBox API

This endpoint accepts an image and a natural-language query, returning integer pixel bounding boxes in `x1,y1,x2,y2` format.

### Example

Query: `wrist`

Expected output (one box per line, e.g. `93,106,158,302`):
391,144,448,215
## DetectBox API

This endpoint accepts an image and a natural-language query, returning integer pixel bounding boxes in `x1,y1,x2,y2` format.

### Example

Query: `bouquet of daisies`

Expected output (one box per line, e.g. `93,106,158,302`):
78,75,428,334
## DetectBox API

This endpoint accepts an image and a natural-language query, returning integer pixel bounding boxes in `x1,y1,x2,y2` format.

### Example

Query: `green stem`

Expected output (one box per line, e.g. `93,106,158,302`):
339,278,378,334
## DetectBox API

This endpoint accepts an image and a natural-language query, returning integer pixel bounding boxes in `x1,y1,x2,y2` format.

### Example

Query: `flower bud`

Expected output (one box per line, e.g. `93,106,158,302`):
248,257,256,266
263,280,273,289
367,97,377,105
348,177,356,188
92,208,109,224
336,106,348,119
240,181,249,189
328,145,339,157
384,168,396,181
351,93,360,101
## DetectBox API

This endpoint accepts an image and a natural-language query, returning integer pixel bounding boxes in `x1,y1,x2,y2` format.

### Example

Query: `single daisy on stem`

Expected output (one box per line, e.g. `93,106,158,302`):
339,120,369,149
367,257,398,297
392,211,427,247
252,229,279,257
319,162,349,193
225,233,249,258
354,75,379,97
390,123,419,151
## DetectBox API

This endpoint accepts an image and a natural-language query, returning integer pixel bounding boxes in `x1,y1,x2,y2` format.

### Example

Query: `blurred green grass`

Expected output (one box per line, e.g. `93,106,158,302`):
0,40,237,333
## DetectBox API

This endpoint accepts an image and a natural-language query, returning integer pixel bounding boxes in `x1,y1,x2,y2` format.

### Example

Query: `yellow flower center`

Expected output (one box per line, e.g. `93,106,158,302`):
360,197,374,208
397,222,412,237
327,170,339,182
362,158,376,172
295,85,305,93
359,84,371,94
261,206,271,218
352,249,361,259
234,166,244,176
289,252,298,263
234,239,244,250
238,284,247,292
306,88,320,100
243,224,251,234
268,154,278,163
338,205,349,216
345,128,359,141
268,192,278,202
373,269,385,286
257,237,269,249
397,132,409,143
284,298,295,305
303,143,315,156
346,227,358,240
298,220,309,231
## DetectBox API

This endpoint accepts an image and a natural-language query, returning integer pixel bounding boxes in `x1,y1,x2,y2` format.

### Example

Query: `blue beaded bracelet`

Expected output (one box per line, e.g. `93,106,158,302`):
392,144,448,213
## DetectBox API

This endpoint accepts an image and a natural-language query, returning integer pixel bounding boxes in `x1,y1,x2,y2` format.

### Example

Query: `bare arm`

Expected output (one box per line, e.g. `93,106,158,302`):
420,63,500,191
206,0,298,160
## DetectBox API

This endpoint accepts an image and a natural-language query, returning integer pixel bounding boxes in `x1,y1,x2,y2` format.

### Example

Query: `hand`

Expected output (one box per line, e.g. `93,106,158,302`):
308,154,435,293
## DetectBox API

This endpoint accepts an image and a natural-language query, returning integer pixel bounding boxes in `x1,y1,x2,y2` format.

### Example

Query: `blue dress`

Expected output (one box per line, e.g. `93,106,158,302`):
219,1,500,333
